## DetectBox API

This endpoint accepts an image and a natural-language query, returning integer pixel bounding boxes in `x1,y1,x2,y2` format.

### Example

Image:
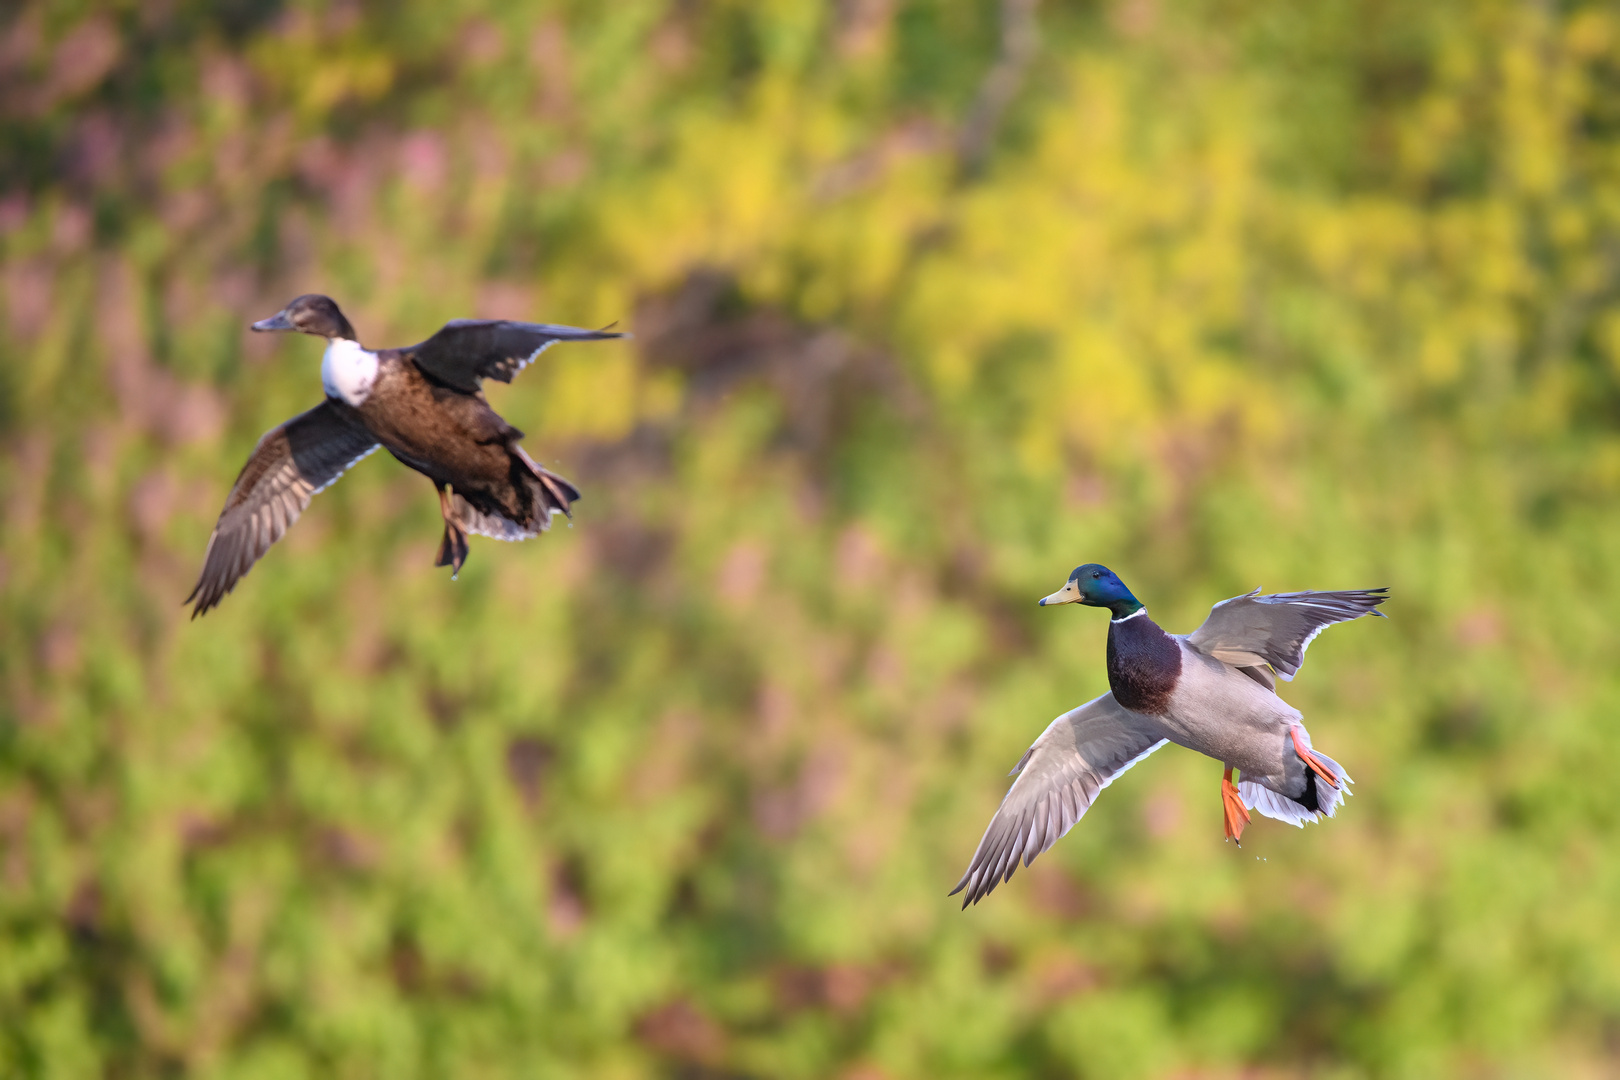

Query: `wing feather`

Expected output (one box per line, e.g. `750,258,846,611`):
1184,587,1389,681
950,693,1168,907
408,319,625,393
186,401,378,617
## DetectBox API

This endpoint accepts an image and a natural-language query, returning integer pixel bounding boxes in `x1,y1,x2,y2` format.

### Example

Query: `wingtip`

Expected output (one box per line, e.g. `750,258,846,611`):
949,873,983,908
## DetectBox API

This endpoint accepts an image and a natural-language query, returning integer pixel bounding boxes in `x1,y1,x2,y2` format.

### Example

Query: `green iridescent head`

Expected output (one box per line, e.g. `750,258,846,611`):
1038,563,1144,619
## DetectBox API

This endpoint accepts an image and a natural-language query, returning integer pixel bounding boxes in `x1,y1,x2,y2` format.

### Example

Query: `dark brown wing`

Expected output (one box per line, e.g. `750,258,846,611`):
950,694,1167,907
407,319,625,393
186,401,378,617
1184,587,1389,681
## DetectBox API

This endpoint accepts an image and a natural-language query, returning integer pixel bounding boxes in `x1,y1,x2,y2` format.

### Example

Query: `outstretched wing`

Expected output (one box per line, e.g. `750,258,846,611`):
408,319,625,393
186,401,378,617
1185,587,1389,681
951,694,1167,907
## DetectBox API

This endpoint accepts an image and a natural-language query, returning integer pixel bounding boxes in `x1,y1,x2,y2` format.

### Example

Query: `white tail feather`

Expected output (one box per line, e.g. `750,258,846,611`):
1240,749,1352,826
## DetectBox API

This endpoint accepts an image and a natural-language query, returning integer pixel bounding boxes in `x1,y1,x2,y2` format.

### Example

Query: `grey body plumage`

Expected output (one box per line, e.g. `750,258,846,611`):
953,565,1386,906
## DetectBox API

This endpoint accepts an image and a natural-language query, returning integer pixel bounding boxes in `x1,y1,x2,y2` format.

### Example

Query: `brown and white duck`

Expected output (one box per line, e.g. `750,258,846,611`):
952,564,1388,906
186,294,623,616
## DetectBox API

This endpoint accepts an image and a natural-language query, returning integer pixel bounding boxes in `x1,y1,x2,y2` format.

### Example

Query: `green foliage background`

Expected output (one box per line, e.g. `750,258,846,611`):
4,0,1620,1075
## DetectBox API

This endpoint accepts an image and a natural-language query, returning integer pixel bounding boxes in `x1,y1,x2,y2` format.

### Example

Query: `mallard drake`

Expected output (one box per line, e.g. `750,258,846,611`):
952,565,1387,906
186,294,624,616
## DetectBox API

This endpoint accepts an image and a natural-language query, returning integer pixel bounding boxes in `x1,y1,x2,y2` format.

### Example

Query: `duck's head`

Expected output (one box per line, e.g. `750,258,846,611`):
251,294,355,341
1039,563,1144,618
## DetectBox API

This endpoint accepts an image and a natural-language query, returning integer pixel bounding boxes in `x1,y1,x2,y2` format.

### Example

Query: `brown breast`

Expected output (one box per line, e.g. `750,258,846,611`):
357,353,515,485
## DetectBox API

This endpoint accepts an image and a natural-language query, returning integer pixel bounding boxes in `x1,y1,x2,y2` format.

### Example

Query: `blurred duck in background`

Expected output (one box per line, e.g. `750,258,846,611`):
186,294,624,616
953,564,1387,906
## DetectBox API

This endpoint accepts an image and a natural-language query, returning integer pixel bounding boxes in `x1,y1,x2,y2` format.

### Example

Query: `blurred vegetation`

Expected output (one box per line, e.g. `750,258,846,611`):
4,0,1620,1076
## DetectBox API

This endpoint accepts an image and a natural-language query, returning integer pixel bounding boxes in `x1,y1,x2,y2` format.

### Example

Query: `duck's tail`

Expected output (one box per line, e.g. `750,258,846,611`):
512,446,580,528
446,449,579,544
1239,747,1352,827
438,457,578,553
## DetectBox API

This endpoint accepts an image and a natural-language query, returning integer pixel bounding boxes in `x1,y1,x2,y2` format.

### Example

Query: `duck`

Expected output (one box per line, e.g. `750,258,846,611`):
186,294,624,617
951,564,1387,906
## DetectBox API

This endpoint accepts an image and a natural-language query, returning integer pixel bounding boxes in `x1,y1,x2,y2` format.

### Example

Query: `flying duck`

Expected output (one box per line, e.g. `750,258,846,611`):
186,294,624,616
951,565,1387,906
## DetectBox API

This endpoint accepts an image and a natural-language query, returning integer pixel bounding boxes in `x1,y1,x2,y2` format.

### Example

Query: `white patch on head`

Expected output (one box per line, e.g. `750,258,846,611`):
1111,608,1148,624
322,338,380,406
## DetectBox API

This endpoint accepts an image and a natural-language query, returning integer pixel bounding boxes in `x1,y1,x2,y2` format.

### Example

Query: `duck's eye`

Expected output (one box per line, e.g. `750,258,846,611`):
1091,572,1101,579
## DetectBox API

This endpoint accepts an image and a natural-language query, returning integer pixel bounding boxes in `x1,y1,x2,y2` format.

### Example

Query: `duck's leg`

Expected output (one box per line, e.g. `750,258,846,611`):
434,484,470,579
1290,727,1340,790
1221,765,1250,844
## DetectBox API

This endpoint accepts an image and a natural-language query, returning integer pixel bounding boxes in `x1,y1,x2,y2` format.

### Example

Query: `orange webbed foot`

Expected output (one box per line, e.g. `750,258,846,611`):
1221,767,1251,845
1290,727,1339,790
